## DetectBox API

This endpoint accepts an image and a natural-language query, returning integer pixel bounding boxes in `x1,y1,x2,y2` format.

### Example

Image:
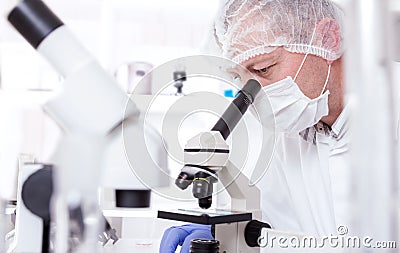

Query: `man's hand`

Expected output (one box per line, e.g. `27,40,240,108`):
159,224,214,253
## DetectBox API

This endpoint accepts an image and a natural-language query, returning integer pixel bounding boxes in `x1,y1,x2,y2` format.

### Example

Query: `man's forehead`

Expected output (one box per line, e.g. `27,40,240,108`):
242,49,281,67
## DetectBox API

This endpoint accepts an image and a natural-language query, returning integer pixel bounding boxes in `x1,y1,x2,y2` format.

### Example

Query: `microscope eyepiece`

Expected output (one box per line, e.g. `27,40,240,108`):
211,79,261,140
8,0,64,49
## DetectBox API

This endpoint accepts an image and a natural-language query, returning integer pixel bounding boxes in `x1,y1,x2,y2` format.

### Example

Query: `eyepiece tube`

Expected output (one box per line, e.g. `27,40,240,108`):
211,79,261,140
7,0,96,79
8,0,64,49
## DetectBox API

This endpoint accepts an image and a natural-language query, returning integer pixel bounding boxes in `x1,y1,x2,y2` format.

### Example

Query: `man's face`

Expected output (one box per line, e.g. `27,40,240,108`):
230,47,330,99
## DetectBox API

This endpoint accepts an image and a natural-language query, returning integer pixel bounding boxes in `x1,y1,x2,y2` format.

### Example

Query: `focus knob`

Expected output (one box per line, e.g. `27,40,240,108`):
244,220,271,247
21,165,53,221
190,239,219,253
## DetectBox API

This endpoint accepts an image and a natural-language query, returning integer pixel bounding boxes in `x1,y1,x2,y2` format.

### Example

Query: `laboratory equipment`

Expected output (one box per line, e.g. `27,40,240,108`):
7,0,168,252
173,70,187,96
13,163,50,253
190,239,220,253
114,61,153,94
12,163,119,252
159,79,272,252
174,79,261,208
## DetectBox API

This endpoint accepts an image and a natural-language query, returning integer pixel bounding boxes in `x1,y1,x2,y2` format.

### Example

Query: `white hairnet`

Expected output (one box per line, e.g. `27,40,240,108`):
214,0,344,64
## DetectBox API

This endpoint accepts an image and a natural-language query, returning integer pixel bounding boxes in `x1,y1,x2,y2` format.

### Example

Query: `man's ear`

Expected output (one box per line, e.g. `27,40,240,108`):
316,18,341,56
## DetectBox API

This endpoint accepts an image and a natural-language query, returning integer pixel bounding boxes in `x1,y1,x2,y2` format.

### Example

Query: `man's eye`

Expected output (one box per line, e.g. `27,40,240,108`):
255,67,269,74
254,64,276,75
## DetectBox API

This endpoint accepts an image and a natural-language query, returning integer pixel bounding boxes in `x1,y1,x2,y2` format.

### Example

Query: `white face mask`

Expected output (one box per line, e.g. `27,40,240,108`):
251,54,331,133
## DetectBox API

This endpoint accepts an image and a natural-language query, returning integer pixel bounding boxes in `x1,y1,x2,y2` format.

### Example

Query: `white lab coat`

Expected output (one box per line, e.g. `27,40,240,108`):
256,106,350,236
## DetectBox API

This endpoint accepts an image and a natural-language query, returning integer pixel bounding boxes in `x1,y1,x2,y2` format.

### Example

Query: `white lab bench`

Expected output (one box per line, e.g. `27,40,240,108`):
101,191,196,252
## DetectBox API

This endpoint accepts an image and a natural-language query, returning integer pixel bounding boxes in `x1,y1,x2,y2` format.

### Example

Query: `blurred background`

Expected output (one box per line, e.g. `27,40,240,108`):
0,0,221,91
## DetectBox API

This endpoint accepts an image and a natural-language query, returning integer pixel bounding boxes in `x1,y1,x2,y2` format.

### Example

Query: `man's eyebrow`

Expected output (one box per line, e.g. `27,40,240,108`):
246,53,278,69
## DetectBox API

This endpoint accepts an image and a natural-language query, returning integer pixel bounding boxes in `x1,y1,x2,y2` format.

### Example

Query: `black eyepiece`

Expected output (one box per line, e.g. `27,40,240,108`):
211,79,261,140
8,0,64,49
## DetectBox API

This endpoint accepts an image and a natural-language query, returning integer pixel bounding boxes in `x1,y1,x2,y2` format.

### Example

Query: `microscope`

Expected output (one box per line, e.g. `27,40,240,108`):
158,79,272,252
6,0,168,252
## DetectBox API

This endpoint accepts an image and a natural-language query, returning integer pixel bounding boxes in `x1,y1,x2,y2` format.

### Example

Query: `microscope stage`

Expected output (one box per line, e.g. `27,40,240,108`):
157,209,252,225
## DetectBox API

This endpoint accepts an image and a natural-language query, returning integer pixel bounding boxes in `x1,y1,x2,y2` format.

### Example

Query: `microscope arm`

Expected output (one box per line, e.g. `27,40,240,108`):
219,160,261,212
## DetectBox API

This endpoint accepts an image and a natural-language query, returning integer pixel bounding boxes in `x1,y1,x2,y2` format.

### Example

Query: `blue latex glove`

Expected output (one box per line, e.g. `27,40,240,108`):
159,224,214,253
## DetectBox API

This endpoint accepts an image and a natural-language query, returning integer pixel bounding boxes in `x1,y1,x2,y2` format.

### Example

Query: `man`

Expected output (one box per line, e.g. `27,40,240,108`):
160,0,348,252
